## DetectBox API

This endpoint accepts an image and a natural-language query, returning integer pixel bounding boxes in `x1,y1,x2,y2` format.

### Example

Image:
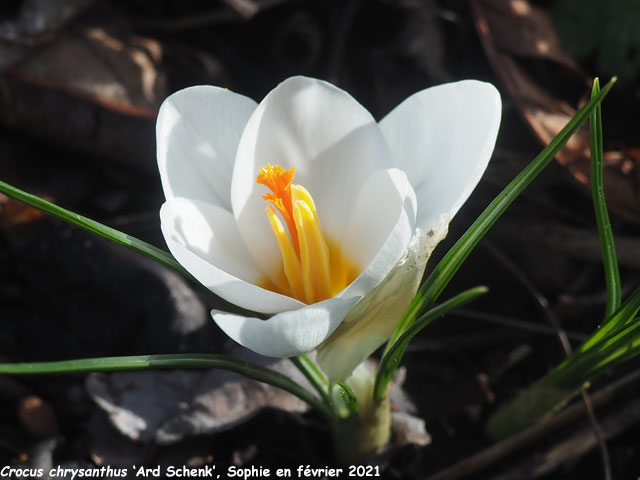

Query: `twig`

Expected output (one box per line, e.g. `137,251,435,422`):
578,389,611,480
483,242,571,352
424,369,640,480
454,308,589,342
488,394,640,480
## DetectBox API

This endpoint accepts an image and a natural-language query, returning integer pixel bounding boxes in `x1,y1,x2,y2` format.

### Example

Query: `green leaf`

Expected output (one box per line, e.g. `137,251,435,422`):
0,353,334,420
330,381,359,419
0,179,257,317
384,78,616,357
584,322,640,379
546,316,640,389
578,285,640,354
379,77,616,400
0,180,190,279
374,286,488,400
544,288,640,389
589,78,621,318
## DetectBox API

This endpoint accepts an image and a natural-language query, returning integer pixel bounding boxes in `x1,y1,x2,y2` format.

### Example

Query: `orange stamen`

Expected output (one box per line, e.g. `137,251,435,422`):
257,164,360,304
257,164,299,252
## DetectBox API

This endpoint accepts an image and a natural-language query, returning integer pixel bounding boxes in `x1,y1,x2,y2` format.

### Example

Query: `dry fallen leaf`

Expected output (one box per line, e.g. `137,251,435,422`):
471,0,640,224
85,349,311,445
87,353,431,448
0,3,168,172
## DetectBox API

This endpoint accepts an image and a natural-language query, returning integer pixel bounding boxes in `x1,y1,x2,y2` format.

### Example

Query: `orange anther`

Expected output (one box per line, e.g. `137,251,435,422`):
257,164,299,252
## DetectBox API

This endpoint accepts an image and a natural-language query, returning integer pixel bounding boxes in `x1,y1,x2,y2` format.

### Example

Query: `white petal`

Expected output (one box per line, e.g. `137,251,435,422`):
160,197,303,314
318,221,449,381
157,85,257,210
231,76,393,280
212,296,360,357
379,80,501,230
338,168,416,298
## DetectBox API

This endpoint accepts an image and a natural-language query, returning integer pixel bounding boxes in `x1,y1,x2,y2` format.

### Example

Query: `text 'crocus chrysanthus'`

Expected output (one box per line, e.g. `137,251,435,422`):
157,76,501,380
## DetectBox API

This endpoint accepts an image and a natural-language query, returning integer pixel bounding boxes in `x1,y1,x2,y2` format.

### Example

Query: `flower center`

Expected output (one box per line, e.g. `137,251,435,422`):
257,164,359,304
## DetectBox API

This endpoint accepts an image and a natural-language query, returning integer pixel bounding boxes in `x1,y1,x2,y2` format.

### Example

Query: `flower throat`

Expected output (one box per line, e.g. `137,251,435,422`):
257,164,359,304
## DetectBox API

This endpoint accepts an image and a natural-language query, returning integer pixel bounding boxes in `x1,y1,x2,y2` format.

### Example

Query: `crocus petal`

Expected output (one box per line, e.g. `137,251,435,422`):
379,80,501,230
160,197,303,314
157,86,257,210
318,218,449,381
212,296,360,357
338,168,416,299
231,76,393,281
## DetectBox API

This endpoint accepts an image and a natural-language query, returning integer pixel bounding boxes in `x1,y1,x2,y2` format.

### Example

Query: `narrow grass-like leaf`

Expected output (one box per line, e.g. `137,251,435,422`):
378,78,617,397
487,316,640,438
393,77,617,342
0,353,334,420
545,320,640,389
374,286,487,400
0,179,258,316
585,326,640,379
0,181,334,409
590,78,621,318
290,354,330,404
578,285,640,354
546,302,640,389
0,180,191,279
330,382,359,419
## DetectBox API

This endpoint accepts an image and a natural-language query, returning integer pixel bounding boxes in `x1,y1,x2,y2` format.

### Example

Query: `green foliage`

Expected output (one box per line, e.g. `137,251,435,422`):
553,0,640,83
487,78,640,439
374,286,488,401
375,78,617,401
0,77,620,447
0,180,189,279
589,78,621,318
0,354,335,420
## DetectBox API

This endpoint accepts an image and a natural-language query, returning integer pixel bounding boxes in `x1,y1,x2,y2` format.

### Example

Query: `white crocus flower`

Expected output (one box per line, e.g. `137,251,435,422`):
157,76,501,381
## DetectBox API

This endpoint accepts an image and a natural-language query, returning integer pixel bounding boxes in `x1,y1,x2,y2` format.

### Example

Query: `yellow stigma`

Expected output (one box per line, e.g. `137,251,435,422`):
257,164,359,304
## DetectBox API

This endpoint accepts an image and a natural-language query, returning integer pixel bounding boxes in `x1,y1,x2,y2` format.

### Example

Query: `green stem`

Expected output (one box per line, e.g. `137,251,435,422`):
290,354,331,405
0,354,334,421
